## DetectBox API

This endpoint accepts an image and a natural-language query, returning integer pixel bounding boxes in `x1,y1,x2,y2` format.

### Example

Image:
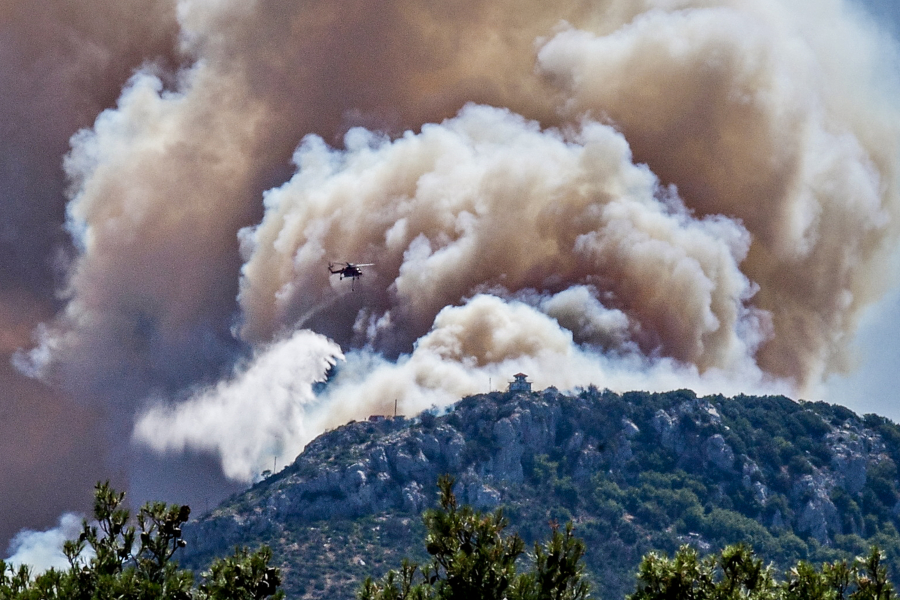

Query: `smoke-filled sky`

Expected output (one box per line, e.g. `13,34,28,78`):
2,0,900,552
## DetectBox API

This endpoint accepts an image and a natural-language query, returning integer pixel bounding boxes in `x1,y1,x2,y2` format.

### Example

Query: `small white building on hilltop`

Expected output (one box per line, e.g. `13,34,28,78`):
508,373,532,393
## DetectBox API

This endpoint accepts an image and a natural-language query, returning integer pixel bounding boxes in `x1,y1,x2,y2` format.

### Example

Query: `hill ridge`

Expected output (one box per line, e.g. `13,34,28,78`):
182,388,900,599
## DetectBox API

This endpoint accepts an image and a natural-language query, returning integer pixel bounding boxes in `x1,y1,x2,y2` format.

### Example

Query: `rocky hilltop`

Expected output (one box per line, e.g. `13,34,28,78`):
182,387,900,600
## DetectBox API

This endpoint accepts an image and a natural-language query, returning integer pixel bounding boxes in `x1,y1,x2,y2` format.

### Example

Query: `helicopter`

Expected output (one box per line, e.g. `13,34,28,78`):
328,262,374,284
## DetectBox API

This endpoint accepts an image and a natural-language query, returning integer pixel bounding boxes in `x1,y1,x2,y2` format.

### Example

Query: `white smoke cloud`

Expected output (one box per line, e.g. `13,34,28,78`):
237,105,768,376
317,293,786,428
133,330,341,482
143,291,785,484
4,513,84,573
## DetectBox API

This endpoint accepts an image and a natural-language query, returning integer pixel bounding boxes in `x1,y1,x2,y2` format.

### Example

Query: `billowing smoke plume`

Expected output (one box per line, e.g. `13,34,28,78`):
237,104,767,370
6,0,900,524
0,0,177,546
537,3,900,384
130,0,900,482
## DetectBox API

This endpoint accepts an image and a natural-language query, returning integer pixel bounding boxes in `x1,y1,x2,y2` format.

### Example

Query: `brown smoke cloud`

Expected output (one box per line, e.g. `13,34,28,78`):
30,0,612,395
0,0,177,541
26,0,897,397
0,0,178,297
236,105,766,372
0,291,106,544
536,1,900,386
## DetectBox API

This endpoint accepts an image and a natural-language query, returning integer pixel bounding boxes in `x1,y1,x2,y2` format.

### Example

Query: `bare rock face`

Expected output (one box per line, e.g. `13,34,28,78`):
831,452,867,495
402,482,426,513
793,473,840,543
437,426,466,471
621,420,640,439
742,457,770,504
573,448,604,482
704,434,735,473
752,481,769,505
653,410,678,451
488,417,524,483
608,420,639,466
652,398,729,467
390,448,431,482
827,425,880,495
458,471,503,509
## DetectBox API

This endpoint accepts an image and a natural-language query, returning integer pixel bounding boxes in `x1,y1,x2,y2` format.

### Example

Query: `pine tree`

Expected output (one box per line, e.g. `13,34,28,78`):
358,475,591,600
0,482,283,600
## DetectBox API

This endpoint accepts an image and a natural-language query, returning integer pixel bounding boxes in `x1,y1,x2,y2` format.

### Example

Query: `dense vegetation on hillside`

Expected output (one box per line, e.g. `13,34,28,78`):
365,475,898,600
181,388,900,600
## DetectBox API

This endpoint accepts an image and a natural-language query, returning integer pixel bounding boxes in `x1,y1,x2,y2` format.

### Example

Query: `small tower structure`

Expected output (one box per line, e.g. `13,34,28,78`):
508,373,532,393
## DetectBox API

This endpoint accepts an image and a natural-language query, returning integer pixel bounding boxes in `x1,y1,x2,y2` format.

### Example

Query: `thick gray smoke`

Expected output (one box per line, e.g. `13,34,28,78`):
4,0,900,541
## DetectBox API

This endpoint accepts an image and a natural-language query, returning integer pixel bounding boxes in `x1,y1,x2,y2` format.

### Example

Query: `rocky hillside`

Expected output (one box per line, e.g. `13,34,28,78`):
181,387,900,600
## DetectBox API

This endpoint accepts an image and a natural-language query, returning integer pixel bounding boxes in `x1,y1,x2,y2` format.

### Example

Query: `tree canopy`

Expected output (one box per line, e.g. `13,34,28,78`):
631,544,895,600
0,482,282,600
358,475,591,600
